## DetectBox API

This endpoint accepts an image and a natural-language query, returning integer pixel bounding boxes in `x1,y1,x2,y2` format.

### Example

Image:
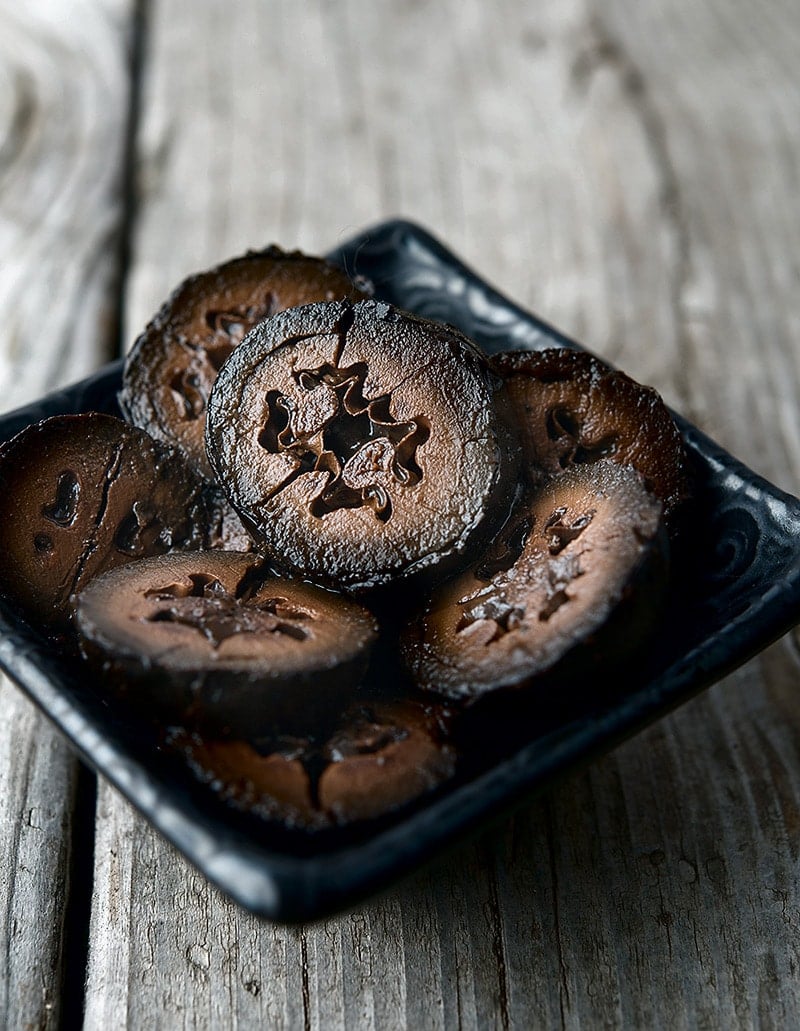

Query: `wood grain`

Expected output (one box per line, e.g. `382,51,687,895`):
2,0,794,1026
0,685,75,1030
0,1,133,1027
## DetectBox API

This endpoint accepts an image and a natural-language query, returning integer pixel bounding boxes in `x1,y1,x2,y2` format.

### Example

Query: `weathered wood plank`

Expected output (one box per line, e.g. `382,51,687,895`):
84,0,800,1027
0,685,75,1030
0,2,134,1028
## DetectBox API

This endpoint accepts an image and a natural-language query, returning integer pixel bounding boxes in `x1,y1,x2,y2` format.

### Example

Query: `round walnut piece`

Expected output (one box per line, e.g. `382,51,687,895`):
493,348,692,528
119,246,372,479
73,551,378,737
402,461,669,703
0,413,210,629
166,698,456,830
206,299,515,591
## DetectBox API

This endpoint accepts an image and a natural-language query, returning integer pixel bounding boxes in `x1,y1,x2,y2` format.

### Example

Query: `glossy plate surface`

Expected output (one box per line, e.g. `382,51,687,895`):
1,219,799,922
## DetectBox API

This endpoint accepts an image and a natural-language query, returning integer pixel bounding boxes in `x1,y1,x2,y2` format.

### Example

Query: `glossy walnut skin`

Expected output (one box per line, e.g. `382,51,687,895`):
119,247,372,479
206,299,517,592
493,348,692,529
166,698,456,830
402,461,669,704
74,551,379,736
0,413,209,629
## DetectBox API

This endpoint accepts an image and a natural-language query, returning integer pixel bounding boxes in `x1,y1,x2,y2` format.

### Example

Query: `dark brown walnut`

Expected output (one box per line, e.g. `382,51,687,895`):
166,728,321,830
0,413,209,629
119,246,372,478
493,348,691,527
206,299,514,591
402,461,668,703
165,698,456,830
318,699,456,824
73,551,378,736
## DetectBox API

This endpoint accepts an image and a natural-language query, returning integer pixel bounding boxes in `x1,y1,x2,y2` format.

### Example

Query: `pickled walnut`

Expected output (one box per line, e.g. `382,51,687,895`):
74,552,378,736
0,413,210,628
402,461,668,702
119,246,372,479
165,698,456,829
206,299,515,591
493,348,691,526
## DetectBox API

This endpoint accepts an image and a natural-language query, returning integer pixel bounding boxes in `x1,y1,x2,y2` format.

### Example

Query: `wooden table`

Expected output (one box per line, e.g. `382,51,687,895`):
2,1,799,1026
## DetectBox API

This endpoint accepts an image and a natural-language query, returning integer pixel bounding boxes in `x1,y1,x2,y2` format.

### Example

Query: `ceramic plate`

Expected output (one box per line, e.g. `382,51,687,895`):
1,220,799,922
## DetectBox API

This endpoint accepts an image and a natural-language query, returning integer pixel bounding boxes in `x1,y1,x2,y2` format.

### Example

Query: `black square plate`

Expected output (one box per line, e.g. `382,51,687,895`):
2,220,800,922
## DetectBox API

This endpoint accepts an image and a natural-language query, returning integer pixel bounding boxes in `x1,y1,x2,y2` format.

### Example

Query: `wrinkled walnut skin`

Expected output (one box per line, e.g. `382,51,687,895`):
493,348,691,527
403,461,669,702
206,299,514,591
74,551,378,736
166,698,456,830
0,413,209,629
119,247,372,479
